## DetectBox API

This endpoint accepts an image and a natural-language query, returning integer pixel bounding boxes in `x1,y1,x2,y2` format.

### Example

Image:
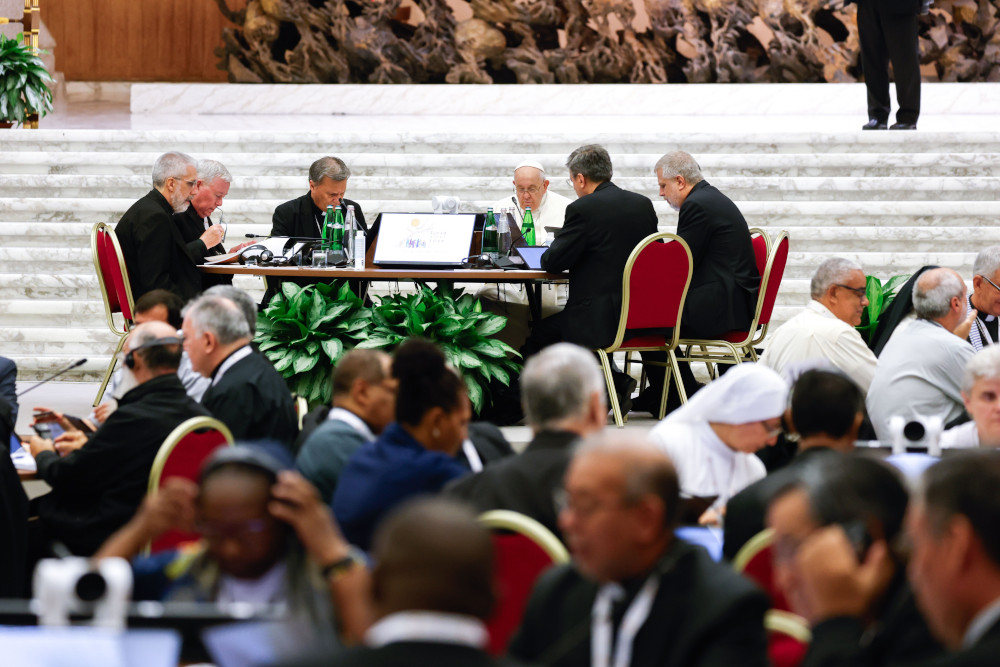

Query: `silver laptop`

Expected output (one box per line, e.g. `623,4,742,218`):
374,212,477,267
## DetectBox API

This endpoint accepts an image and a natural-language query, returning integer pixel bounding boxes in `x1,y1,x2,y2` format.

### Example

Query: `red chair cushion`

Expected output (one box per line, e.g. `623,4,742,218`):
97,229,134,320
486,532,559,655
624,239,690,332
752,234,768,276
740,544,792,612
757,236,789,328
769,633,808,667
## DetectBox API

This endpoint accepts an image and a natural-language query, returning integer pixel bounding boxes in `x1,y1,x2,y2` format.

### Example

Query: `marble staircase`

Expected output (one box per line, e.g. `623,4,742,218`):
2,97,999,381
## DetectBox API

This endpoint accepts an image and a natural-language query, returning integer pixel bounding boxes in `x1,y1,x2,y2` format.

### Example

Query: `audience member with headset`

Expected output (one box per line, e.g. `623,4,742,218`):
23,321,211,557
332,338,471,550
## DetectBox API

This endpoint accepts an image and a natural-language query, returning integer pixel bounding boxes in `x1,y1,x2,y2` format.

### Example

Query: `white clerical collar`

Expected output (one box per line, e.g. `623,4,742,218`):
211,345,252,387
962,595,1000,649
328,407,376,442
364,611,488,649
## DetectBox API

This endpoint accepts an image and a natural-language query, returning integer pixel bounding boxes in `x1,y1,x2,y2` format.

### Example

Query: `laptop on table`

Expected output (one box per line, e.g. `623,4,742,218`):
373,212,477,268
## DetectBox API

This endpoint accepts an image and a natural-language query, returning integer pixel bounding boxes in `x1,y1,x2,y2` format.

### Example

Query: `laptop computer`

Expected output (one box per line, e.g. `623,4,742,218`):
515,246,549,270
373,213,477,268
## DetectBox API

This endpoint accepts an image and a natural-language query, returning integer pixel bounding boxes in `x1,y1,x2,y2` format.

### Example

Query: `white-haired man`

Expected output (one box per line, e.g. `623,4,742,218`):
867,268,977,440
490,159,572,246
760,257,878,391
115,151,203,301
175,159,236,290
941,345,1000,449
966,245,1000,351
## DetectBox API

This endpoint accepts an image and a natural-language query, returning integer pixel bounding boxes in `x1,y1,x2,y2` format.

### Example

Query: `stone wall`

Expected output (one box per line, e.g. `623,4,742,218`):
215,0,1000,84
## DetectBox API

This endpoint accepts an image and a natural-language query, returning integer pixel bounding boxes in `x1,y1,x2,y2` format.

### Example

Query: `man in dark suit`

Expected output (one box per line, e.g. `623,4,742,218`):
522,144,658,407
907,451,1000,666
445,343,606,539
509,434,770,667
115,151,205,302
853,0,924,130
25,321,210,556
174,159,234,291
0,371,28,597
634,151,761,413
183,293,298,450
0,355,17,425
283,498,526,667
724,369,863,561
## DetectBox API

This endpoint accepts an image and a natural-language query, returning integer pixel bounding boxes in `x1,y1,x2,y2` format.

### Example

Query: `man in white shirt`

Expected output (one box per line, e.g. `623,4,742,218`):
760,257,878,391
941,345,1000,449
867,268,976,440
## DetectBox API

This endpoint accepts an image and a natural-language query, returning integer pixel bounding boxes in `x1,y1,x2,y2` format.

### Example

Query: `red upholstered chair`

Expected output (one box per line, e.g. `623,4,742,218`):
766,609,811,667
146,417,234,554
678,230,789,371
478,510,570,656
597,233,693,427
733,528,792,612
91,222,136,406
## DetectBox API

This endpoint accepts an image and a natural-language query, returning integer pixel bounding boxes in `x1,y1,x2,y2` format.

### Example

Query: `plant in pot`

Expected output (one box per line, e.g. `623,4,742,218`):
0,34,53,128
857,273,910,345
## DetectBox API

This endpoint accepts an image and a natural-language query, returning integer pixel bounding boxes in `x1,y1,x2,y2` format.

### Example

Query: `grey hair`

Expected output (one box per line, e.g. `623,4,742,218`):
566,145,613,183
810,257,864,299
183,294,251,345
151,151,197,188
912,269,965,319
309,156,351,184
973,246,1000,281
654,151,704,186
962,344,1000,394
204,285,257,336
197,159,232,185
521,343,604,428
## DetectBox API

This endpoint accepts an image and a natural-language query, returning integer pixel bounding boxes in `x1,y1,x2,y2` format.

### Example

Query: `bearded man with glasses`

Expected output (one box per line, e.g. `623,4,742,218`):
964,246,1000,351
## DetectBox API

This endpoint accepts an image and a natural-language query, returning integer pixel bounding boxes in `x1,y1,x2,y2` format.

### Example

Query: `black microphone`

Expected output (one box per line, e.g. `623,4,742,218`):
510,196,525,222
17,358,87,397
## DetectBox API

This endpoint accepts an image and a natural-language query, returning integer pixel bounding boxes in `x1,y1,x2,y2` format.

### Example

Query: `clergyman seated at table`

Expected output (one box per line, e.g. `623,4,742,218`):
444,343,606,540
508,434,770,667
94,445,373,654
759,257,879,392
174,158,236,291
26,321,210,556
182,293,299,450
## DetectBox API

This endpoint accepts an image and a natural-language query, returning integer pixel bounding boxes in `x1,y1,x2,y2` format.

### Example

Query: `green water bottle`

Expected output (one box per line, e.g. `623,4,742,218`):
483,208,499,260
522,206,536,246
331,206,345,252
323,204,335,244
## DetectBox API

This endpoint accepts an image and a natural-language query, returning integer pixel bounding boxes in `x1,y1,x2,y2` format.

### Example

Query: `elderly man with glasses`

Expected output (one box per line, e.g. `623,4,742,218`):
964,246,1000,351
115,151,205,301
490,159,572,246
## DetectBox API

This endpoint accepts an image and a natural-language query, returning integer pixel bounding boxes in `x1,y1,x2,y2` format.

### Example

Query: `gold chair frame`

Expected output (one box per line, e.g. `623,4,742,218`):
765,609,812,643
732,527,774,573
478,509,570,564
146,416,235,498
91,221,136,406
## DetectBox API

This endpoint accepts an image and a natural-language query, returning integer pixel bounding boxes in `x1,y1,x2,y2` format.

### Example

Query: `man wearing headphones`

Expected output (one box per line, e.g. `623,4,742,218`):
26,321,211,557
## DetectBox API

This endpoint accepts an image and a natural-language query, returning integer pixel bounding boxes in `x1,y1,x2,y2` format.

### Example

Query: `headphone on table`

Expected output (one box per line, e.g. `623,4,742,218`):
238,244,274,265
124,336,183,369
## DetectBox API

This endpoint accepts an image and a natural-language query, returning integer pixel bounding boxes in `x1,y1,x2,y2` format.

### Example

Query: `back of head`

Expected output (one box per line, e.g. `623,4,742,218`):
372,498,494,619
309,156,350,184
810,257,864,300
913,268,964,320
566,144,613,183
972,245,1000,280
151,151,196,188
134,289,185,329
333,349,390,398
129,321,183,372
790,369,865,440
653,151,703,185
183,294,251,345
962,344,1000,394
802,454,908,551
521,343,603,429
392,338,463,426
197,159,232,185
921,451,1000,569
204,285,257,337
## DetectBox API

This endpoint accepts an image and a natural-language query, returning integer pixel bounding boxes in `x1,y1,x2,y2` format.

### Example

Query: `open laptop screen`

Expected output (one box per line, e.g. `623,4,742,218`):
515,246,549,270
374,213,476,267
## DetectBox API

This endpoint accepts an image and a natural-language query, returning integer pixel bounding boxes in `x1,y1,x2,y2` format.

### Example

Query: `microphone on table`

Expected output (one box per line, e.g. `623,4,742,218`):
510,196,525,222
16,358,87,397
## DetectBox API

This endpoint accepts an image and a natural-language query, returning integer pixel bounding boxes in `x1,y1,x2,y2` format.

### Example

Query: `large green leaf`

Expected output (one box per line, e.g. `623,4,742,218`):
293,354,319,374
321,338,344,361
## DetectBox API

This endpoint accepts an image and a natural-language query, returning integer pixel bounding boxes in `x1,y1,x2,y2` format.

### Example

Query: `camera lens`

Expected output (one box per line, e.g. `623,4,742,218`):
75,571,107,602
903,420,926,442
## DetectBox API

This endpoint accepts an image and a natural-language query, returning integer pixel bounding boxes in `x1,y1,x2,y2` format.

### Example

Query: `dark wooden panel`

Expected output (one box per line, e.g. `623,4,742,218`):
42,0,242,81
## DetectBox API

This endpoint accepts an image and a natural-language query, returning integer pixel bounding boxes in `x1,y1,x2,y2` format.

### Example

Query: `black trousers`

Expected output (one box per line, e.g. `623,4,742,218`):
857,1,921,124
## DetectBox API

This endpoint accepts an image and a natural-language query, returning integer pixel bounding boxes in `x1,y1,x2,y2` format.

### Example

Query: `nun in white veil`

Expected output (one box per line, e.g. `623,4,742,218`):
649,363,789,522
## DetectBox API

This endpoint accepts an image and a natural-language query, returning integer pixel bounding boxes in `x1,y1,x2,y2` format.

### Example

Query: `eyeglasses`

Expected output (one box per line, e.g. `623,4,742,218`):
514,185,543,196
565,178,575,188
760,420,784,438
195,518,271,544
553,489,630,518
979,275,1000,293
172,177,196,188
835,284,868,299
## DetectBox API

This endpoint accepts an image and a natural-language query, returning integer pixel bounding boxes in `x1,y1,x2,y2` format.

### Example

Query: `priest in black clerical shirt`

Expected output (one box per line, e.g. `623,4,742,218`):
174,159,235,291
966,247,1000,351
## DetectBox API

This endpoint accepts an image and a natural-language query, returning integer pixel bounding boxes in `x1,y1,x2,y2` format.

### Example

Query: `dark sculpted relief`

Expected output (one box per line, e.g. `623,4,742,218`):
213,0,1000,84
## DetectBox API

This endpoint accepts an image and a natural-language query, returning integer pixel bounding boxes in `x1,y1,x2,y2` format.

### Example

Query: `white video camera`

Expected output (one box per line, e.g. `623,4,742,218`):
887,414,943,457
431,196,462,214
33,557,133,629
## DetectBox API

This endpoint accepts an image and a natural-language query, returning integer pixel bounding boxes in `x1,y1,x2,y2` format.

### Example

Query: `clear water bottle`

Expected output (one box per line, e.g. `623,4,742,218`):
354,228,366,269
345,204,358,262
498,208,512,256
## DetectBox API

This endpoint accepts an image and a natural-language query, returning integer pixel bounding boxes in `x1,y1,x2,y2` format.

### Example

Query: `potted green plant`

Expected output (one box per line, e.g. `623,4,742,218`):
857,273,910,345
0,34,53,128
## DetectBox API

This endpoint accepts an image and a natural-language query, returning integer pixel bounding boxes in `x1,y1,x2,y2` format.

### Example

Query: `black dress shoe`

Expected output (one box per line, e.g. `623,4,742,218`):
862,119,888,130
890,122,917,130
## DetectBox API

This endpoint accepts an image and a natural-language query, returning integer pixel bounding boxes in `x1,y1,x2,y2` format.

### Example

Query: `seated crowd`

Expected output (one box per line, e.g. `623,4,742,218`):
1,145,999,667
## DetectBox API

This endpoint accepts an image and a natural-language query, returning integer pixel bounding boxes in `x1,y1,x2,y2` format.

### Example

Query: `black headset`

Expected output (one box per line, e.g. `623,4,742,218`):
124,336,183,369
238,244,274,265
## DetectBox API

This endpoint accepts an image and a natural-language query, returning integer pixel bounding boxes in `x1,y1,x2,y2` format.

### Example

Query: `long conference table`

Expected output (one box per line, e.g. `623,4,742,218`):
201,264,568,321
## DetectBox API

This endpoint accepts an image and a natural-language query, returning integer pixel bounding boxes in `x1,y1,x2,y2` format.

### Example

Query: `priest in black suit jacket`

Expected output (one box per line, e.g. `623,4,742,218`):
115,151,204,302
509,436,770,667
183,293,298,450
174,159,234,291
906,452,1000,667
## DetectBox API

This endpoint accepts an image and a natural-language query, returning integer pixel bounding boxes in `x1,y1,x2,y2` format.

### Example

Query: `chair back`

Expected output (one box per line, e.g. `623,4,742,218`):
733,528,792,612
91,222,136,334
765,609,811,667
478,510,569,656
147,416,235,553
748,228,770,276
755,231,789,331
607,233,693,351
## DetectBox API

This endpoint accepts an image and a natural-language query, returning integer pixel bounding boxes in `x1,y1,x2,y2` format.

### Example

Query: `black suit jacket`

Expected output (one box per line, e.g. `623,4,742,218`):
35,374,210,555
114,189,204,302
676,180,760,338
509,540,770,667
0,394,28,597
541,181,659,349
174,207,233,290
283,640,527,667
201,349,298,451
0,356,17,425
445,429,578,539
458,422,516,469
913,617,1000,667
270,192,367,240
